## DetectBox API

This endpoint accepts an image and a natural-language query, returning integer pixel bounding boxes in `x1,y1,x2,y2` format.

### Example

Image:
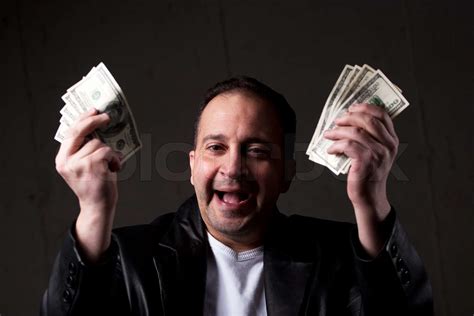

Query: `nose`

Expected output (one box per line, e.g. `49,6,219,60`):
220,147,247,180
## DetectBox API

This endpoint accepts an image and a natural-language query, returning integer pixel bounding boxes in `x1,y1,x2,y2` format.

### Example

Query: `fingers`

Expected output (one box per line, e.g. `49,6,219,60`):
326,139,370,166
74,146,121,178
333,104,398,152
326,138,389,178
75,139,123,171
332,113,394,149
75,138,104,159
55,109,114,177
323,104,398,184
88,146,122,173
347,103,397,138
324,125,375,150
60,109,110,157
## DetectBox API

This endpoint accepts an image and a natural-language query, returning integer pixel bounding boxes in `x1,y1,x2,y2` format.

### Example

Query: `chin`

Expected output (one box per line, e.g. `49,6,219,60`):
206,205,257,237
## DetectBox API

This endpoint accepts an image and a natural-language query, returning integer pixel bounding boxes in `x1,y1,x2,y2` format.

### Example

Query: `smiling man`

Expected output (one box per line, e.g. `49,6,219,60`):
42,76,433,316
190,90,292,252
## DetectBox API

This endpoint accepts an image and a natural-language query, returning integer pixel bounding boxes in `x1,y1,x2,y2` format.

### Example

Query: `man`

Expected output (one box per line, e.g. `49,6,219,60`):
41,76,433,315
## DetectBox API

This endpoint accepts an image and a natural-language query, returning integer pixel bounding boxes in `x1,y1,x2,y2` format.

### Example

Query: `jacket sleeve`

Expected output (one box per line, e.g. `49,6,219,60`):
350,209,434,316
40,222,129,316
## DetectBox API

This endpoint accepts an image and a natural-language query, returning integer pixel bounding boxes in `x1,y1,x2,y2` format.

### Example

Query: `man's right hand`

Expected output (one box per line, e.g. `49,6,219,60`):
55,108,122,263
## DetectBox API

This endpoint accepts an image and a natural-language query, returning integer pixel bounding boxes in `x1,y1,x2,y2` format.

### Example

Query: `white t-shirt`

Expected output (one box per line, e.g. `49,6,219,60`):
203,232,267,316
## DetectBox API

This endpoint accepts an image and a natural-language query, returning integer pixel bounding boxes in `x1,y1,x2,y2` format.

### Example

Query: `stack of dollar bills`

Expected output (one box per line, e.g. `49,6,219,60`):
54,62,142,162
306,64,409,175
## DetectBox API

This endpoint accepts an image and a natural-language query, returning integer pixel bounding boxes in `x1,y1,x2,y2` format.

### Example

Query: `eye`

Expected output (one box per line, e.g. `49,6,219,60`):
206,144,225,153
247,146,271,158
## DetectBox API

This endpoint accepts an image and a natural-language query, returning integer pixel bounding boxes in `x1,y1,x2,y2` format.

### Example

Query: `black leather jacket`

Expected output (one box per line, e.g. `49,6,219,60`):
41,196,433,315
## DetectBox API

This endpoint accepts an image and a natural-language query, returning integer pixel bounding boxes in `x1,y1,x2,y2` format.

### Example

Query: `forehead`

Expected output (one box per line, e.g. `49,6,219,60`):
197,92,283,143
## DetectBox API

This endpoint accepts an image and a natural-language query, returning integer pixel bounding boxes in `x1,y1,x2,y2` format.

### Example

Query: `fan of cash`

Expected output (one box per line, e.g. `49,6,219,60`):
54,62,142,162
306,64,409,175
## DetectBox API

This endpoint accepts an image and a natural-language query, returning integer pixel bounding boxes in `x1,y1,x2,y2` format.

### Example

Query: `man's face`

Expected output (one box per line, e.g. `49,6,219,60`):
189,92,290,241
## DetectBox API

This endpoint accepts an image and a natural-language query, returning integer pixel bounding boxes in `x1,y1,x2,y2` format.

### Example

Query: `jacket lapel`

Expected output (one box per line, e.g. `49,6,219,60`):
152,196,208,316
264,212,317,316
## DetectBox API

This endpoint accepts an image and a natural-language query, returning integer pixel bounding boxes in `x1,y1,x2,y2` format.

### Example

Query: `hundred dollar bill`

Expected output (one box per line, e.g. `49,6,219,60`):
59,102,79,123
332,64,375,116
322,66,376,142
59,112,72,127
54,123,68,143
54,62,142,162
309,70,408,175
306,65,354,160
62,92,85,118
324,66,358,132
331,65,361,120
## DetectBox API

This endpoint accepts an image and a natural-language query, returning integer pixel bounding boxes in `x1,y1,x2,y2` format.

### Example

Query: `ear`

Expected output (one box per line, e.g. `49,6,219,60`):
280,159,296,193
189,150,195,186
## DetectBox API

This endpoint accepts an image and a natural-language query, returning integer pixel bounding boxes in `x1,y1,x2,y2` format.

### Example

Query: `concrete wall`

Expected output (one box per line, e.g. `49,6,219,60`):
1,0,472,315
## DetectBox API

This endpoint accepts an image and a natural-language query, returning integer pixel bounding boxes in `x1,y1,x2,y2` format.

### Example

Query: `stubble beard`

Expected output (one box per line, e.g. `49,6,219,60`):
204,202,254,237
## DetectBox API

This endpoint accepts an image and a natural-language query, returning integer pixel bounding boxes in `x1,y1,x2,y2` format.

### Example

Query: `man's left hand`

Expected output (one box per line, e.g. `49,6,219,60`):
323,103,399,257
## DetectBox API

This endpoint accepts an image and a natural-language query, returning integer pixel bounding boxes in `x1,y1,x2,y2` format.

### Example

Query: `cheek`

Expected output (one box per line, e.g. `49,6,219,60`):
193,156,220,185
249,162,283,192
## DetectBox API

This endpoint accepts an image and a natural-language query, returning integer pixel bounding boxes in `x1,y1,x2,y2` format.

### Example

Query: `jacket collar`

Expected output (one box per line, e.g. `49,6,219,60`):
152,195,208,315
263,210,317,315
154,195,316,316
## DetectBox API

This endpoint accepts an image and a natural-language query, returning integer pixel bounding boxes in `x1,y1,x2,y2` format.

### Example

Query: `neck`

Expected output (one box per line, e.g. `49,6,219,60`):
206,227,264,252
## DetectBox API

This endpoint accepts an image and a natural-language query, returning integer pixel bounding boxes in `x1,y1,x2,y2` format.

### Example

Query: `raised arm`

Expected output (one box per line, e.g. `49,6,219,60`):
55,108,121,263
41,109,127,316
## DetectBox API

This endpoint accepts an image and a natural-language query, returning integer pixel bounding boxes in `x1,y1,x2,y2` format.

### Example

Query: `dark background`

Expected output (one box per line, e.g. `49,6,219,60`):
1,0,473,315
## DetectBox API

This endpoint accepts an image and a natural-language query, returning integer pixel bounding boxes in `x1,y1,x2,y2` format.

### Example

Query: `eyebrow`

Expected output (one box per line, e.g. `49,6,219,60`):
201,134,273,145
202,134,228,144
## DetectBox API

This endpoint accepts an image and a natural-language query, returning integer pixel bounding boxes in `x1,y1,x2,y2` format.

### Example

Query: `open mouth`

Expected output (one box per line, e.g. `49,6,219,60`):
214,190,251,205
